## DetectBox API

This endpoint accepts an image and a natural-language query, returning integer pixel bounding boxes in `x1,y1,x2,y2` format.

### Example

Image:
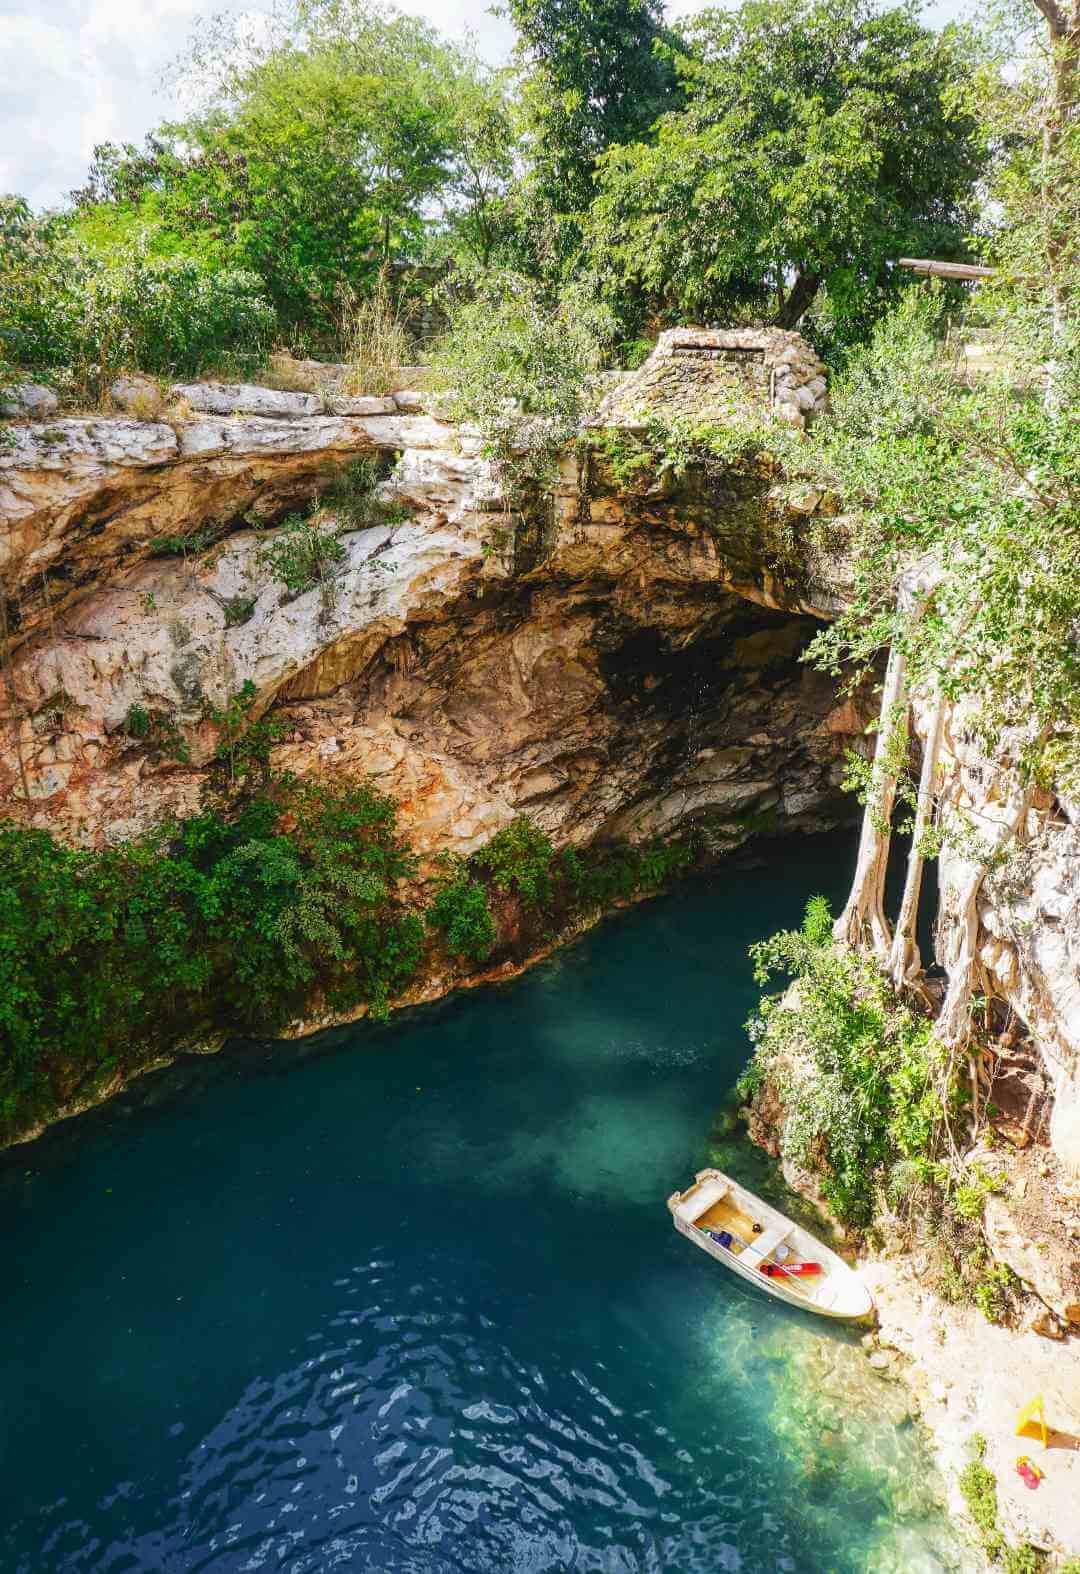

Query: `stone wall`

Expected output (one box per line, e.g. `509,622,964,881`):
594,326,830,430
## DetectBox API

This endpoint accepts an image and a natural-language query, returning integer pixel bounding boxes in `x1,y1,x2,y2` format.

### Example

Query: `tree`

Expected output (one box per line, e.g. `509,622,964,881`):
501,0,682,231
1029,0,1080,358
583,0,985,335
438,57,518,272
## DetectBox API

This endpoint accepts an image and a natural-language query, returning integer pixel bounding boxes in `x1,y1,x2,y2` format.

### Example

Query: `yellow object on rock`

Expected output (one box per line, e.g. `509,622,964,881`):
1015,1395,1048,1448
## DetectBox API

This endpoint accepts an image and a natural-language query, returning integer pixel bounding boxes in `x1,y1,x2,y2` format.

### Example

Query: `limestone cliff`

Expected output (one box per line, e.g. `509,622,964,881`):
0,343,855,865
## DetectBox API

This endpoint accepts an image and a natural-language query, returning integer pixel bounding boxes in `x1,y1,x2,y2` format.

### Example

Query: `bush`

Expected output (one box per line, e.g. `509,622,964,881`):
426,816,695,963
255,511,348,600
0,199,274,398
431,272,599,498
742,896,948,1226
0,774,422,1141
426,860,497,962
473,816,557,906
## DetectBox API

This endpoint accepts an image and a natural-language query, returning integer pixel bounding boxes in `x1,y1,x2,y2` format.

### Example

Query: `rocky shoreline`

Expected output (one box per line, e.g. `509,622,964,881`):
858,1255,1080,1566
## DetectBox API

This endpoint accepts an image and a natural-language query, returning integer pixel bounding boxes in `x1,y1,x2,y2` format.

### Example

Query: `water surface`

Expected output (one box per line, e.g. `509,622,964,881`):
0,833,960,1572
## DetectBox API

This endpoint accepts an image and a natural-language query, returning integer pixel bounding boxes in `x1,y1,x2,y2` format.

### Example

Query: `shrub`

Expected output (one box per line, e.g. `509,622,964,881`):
431,272,599,501
123,703,191,765
426,816,695,964
0,774,422,1141
473,816,557,906
223,595,257,628
743,897,948,1226
255,511,348,601
426,859,497,962
0,199,274,399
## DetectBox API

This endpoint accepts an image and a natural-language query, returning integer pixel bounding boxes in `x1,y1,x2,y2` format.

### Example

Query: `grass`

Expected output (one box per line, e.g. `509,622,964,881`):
335,270,414,396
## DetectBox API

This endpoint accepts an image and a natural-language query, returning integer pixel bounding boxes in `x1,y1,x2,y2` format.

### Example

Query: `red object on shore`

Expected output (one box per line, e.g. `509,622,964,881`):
1016,1458,1044,1491
759,1261,823,1278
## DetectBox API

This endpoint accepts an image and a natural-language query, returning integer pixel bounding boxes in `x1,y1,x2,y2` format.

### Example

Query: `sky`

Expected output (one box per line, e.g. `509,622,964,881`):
2,0,975,212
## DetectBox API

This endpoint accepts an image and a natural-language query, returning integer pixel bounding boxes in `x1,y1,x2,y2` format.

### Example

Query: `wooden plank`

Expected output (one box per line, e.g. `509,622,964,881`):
898,258,997,280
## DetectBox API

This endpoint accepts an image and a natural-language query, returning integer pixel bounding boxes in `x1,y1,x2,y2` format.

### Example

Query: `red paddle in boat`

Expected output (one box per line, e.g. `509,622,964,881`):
759,1261,823,1278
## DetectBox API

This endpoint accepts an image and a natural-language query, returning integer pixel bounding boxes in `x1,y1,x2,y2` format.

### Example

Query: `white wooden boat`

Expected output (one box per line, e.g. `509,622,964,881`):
667,1168,874,1320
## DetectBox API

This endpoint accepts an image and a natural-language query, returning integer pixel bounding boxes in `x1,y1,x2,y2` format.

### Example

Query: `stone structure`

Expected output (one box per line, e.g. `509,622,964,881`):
594,327,830,430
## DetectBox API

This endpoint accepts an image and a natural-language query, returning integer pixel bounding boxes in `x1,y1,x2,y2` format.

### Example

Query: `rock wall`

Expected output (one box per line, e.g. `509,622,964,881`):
0,354,859,866
902,692,1080,1176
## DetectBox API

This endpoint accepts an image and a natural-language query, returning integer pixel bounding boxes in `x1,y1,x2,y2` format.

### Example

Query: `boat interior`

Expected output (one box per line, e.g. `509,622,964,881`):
684,1186,824,1299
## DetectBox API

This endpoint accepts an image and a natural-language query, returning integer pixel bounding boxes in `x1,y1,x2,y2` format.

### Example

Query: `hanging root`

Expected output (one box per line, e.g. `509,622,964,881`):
939,780,1037,1048
889,682,947,993
833,645,910,958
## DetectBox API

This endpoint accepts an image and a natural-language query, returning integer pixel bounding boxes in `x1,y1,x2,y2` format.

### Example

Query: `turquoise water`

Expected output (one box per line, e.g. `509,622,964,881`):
0,833,962,1573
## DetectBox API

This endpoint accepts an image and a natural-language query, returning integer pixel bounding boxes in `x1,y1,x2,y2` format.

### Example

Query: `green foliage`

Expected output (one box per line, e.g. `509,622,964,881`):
503,0,680,226
960,1457,1002,1556
91,3,518,337
796,287,1080,791
473,815,557,906
204,680,285,790
123,704,191,765
432,273,599,503
0,198,273,398
745,896,948,1225
426,816,694,964
223,595,257,628
255,511,348,600
425,858,497,962
583,0,985,338
149,522,225,558
958,1444,1045,1569
0,773,422,1141
973,1262,1018,1324
321,455,398,527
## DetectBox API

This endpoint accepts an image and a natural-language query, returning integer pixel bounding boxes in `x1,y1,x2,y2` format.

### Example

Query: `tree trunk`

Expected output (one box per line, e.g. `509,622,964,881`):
889,682,947,991
773,270,823,329
1031,0,1080,408
834,562,940,957
936,776,1038,1050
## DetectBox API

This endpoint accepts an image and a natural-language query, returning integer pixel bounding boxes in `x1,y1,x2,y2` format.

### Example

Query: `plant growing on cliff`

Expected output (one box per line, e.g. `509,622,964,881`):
742,895,951,1226
958,1436,1046,1570
204,680,285,790
337,271,414,395
256,510,348,605
0,775,422,1142
431,272,601,514
123,703,191,765
426,856,498,962
427,817,696,964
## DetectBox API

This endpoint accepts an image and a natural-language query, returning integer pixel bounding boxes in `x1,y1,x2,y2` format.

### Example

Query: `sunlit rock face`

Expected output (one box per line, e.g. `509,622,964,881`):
0,378,861,859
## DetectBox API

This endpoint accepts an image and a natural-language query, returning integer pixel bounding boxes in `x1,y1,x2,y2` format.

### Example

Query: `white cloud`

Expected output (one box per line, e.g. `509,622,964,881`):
1,0,510,209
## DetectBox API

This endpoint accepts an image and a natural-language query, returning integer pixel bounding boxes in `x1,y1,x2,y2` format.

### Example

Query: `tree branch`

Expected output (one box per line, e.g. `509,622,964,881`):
1030,0,1068,38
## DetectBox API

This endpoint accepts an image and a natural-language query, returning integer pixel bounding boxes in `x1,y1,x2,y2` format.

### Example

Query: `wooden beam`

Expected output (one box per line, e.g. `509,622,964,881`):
897,258,997,281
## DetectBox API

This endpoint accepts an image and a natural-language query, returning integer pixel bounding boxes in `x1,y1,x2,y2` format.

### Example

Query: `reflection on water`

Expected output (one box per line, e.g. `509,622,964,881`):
0,834,967,1572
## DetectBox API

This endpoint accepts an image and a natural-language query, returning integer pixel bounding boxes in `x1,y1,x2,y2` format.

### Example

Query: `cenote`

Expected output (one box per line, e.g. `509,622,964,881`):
1,831,964,1574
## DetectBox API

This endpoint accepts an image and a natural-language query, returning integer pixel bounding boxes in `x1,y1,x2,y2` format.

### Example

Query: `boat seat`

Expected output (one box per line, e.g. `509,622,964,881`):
741,1224,791,1263
674,1177,728,1225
